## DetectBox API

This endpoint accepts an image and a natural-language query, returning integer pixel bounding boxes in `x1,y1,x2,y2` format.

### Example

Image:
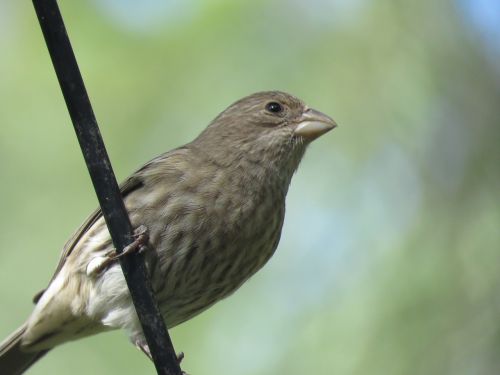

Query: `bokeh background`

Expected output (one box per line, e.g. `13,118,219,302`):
1,0,499,374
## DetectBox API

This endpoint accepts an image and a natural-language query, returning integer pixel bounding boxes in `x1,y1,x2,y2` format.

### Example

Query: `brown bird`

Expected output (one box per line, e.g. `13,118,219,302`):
0,91,336,374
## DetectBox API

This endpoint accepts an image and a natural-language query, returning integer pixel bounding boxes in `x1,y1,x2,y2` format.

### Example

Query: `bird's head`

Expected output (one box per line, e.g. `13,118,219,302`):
193,91,337,179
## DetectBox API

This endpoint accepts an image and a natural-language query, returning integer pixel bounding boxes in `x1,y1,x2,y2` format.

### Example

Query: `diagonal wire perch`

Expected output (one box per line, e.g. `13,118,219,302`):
31,1,182,374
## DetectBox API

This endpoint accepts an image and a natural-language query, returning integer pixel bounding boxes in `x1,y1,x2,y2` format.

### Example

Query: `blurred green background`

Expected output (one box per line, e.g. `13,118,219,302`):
1,0,499,374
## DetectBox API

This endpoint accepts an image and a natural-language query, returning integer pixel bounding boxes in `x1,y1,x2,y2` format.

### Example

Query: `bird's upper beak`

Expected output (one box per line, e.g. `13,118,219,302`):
294,108,337,141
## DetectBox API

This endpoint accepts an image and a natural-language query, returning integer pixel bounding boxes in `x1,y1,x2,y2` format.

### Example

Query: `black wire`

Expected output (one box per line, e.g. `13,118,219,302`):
31,1,182,374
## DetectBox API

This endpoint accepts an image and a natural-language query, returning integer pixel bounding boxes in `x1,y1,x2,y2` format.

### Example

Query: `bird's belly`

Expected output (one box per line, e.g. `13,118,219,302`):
154,216,283,328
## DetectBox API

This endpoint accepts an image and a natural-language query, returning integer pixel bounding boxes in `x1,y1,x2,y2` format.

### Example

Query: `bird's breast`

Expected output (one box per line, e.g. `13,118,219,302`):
149,169,286,327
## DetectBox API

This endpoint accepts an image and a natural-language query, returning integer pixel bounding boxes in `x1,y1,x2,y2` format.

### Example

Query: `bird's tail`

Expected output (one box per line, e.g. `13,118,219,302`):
0,324,49,375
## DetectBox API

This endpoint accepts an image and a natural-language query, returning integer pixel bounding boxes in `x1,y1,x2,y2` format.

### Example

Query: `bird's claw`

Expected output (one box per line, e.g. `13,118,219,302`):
177,352,189,375
91,226,150,274
177,351,184,364
112,225,149,260
135,340,187,374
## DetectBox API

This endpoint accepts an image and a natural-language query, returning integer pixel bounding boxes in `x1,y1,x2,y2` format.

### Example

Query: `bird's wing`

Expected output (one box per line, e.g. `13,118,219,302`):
32,148,186,303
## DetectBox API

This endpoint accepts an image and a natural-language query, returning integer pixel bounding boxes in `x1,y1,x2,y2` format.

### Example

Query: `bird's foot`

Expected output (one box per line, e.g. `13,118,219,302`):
135,339,153,360
135,340,187,374
177,352,189,375
176,352,188,375
176,351,185,364
89,225,149,275
113,225,149,260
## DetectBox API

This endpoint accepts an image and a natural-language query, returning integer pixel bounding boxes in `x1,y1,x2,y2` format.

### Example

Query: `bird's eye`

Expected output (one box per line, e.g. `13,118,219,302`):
265,102,283,114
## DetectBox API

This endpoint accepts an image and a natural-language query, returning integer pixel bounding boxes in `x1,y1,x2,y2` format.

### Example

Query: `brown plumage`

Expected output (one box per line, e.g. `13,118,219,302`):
0,91,336,374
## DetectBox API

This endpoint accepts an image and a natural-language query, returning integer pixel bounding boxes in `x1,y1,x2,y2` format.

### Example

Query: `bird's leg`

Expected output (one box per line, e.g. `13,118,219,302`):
113,225,150,259
176,351,185,364
134,338,153,361
134,338,187,374
90,226,149,275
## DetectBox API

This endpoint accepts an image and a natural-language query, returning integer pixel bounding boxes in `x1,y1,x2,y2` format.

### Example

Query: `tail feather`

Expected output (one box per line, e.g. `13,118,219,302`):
0,324,49,375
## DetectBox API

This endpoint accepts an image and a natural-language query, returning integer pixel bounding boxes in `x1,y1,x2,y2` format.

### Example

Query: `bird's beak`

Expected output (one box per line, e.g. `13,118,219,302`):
294,108,337,141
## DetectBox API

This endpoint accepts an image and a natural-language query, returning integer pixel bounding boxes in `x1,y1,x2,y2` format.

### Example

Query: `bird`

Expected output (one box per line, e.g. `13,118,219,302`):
0,91,336,374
